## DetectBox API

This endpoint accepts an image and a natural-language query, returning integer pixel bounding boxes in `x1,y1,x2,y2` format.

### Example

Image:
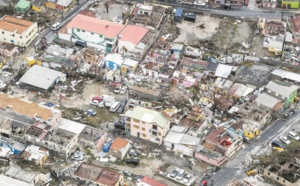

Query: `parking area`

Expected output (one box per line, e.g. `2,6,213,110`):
166,166,197,186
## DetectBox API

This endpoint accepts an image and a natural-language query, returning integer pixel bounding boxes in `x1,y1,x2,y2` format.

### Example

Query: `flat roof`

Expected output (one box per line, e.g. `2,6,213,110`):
19,65,65,90
67,14,125,39
56,0,73,7
0,93,56,121
266,80,299,98
125,106,169,128
74,162,121,185
0,175,33,186
59,118,86,134
215,64,233,78
272,69,300,83
5,164,37,183
119,25,148,45
0,15,34,34
255,92,281,109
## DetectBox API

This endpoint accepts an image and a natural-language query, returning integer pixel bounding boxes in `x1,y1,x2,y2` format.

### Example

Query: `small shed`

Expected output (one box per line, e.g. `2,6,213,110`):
15,0,31,13
174,8,183,22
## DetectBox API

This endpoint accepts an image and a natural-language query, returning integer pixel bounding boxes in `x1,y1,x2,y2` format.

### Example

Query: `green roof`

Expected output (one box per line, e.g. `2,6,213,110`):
125,106,169,128
15,0,31,13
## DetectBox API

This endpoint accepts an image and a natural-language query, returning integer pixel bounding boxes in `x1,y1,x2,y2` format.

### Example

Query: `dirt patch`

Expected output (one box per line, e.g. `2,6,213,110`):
175,15,221,45
208,19,256,53
94,2,130,21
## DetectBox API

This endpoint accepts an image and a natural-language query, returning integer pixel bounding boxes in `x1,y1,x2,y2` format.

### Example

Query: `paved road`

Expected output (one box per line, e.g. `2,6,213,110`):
140,0,298,19
34,0,94,44
209,111,300,186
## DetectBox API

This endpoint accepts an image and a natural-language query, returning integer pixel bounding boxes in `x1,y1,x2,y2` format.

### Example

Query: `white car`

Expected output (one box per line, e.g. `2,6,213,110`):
183,174,192,183
288,131,300,140
51,22,61,31
120,86,127,94
194,1,206,6
280,136,291,144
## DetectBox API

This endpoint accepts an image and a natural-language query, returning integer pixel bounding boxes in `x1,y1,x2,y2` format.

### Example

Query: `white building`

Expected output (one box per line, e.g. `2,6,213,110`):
59,14,125,52
0,15,38,47
163,126,200,156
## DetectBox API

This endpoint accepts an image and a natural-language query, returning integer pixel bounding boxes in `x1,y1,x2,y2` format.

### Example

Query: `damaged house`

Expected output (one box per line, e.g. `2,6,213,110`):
195,126,243,167
118,25,157,60
163,126,200,156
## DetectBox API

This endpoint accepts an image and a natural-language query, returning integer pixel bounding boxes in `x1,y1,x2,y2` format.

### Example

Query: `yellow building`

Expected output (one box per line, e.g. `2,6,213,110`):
22,145,49,166
0,16,38,47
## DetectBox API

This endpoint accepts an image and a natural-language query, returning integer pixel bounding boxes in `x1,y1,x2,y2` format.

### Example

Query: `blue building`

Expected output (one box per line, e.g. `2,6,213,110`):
102,53,125,70
0,137,27,155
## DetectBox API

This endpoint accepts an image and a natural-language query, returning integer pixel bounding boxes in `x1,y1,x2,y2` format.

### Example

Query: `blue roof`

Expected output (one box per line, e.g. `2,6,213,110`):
175,8,183,16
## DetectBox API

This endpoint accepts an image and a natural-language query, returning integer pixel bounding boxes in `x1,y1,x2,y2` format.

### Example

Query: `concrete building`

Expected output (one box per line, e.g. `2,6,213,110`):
59,14,125,52
0,16,37,47
263,35,284,55
288,14,300,42
265,80,299,108
118,25,156,60
109,137,131,160
255,92,283,112
163,126,200,156
0,93,62,126
19,65,66,91
74,162,123,186
124,106,171,145
5,164,50,185
21,145,49,166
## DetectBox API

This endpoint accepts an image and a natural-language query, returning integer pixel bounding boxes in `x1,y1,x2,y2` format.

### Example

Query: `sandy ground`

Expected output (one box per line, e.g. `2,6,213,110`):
232,21,252,44
174,15,221,45
94,2,131,21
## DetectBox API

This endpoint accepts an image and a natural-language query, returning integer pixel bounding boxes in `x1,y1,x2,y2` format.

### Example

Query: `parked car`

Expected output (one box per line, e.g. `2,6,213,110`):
288,131,300,140
243,136,251,144
44,102,54,107
114,85,122,94
271,140,284,152
90,97,102,106
133,175,144,181
122,170,132,177
280,136,291,144
71,150,85,161
86,109,97,116
170,168,179,178
51,22,61,31
126,158,139,166
194,1,206,6
120,86,127,94
117,98,127,114
183,174,192,183
114,121,125,130
176,169,185,180
110,101,120,112
101,95,116,108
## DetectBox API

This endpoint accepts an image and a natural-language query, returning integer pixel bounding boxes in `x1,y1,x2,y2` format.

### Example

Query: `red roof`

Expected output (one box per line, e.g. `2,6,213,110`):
119,25,148,45
141,177,167,186
66,14,125,39
206,127,225,144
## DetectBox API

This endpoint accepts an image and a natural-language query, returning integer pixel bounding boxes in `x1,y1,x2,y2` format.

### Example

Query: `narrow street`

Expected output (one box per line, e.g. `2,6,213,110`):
209,111,300,186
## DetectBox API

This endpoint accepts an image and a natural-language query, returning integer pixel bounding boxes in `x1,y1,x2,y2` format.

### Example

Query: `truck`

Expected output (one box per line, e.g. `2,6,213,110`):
174,8,183,22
